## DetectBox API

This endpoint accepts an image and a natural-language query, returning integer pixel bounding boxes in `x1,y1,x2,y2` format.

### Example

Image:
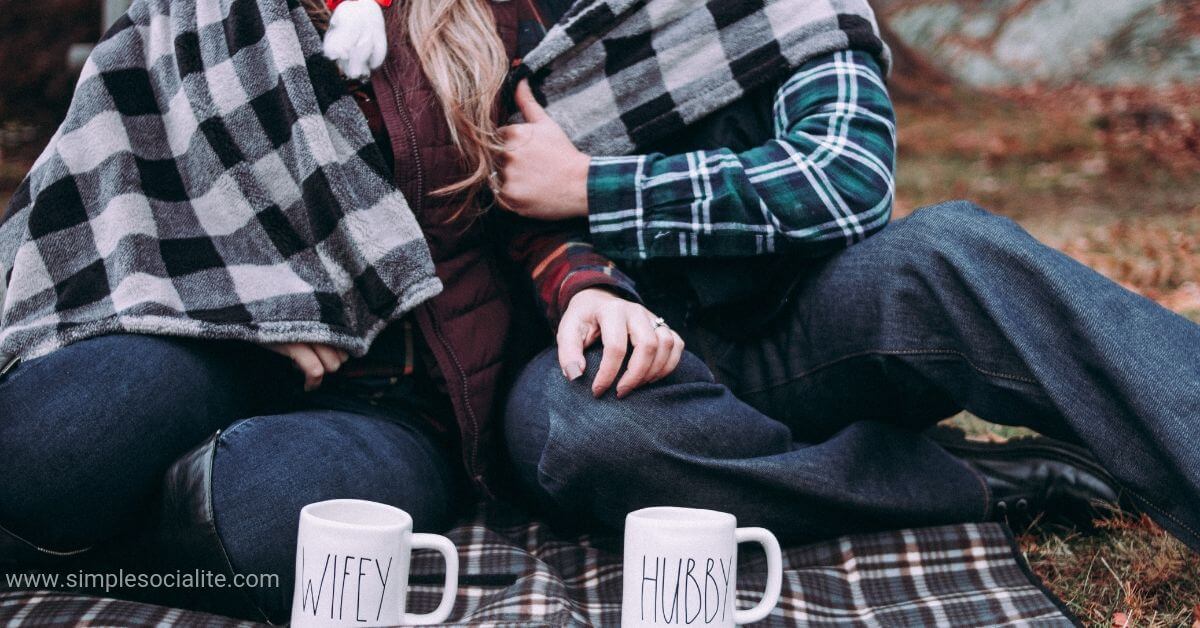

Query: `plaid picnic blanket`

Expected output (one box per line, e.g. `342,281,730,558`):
1,507,1076,627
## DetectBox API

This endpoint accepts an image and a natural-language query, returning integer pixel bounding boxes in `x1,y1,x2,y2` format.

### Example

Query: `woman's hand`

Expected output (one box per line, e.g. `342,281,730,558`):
496,80,590,220
557,288,684,399
265,343,350,391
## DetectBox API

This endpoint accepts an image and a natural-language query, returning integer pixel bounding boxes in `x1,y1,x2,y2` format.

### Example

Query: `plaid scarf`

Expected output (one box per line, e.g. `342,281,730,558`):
0,0,441,364
516,0,891,155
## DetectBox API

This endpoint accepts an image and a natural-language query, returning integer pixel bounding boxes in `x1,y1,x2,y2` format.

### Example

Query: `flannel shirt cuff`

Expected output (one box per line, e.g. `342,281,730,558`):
588,153,736,259
587,155,647,259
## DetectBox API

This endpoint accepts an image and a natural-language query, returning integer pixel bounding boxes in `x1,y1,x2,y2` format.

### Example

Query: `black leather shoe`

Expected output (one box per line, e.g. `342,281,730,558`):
928,426,1125,530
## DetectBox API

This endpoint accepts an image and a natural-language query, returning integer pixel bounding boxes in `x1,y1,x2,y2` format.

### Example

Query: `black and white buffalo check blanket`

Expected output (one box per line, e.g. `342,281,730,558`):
0,0,441,365
516,0,891,155
1,506,1076,626
0,0,891,366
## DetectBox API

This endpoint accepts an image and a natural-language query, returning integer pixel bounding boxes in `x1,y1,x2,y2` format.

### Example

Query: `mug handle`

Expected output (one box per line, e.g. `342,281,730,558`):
402,533,459,625
733,527,782,625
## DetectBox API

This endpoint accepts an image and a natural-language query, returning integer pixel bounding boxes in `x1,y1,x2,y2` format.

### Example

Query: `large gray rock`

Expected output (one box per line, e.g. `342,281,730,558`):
883,0,1200,86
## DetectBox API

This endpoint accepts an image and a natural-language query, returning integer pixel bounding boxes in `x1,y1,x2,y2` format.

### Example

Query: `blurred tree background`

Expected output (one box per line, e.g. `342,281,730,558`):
881,0,1200,322
1,0,1198,625
0,0,99,163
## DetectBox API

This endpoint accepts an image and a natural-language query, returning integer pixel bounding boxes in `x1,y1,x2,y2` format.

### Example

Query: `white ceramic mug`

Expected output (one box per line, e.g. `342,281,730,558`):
621,507,782,627
290,499,458,627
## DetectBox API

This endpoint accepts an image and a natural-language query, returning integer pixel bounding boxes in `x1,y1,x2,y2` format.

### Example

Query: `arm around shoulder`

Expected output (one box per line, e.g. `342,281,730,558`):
586,50,896,260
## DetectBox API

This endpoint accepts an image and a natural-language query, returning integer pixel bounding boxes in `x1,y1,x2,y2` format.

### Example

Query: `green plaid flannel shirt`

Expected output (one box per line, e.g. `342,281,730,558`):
587,50,896,260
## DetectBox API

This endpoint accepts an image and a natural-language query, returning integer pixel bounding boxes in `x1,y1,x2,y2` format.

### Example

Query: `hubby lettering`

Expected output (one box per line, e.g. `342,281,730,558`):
640,554,734,624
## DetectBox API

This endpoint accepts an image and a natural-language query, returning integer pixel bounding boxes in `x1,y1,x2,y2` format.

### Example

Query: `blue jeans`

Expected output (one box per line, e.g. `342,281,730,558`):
505,201,1200,551
0,334,461,622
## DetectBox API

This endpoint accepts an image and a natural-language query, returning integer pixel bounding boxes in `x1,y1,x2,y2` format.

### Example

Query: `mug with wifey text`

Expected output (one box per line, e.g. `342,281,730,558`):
622,507,782,627
291,499,458,627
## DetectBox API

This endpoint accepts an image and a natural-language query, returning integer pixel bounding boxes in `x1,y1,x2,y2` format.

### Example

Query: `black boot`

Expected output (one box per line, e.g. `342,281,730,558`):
158,430,275,624
928,426,1125,530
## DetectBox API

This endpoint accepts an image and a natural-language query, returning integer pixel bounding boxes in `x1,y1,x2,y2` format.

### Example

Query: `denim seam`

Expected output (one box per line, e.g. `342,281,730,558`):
738,347,1039,397
216,418,256,443
0,356,20,380
1126,489,1200,546
534,466,569,507
208,430,277,625
0,518,93,557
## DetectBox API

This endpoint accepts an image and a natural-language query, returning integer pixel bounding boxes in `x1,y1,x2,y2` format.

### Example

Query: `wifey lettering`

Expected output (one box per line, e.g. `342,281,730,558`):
297,546,394,622
639,554,734,624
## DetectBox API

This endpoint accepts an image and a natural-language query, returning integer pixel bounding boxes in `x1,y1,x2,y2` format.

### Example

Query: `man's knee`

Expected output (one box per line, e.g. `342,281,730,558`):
504,346,723,497
506,348,622,486
891,200,1024,252
871,200,1047,293
903,199,989,226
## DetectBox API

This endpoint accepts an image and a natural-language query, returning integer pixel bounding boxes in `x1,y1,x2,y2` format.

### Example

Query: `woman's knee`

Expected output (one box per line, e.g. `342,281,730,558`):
0,334,288,490
201,411,457,622
209,412,455,559
214,412,456,521
0,334,247,550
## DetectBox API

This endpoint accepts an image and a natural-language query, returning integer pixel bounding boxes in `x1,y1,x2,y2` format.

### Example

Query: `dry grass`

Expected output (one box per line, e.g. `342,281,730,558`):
949,409,1200,626
1018,509,1200,627
909,85,1200,626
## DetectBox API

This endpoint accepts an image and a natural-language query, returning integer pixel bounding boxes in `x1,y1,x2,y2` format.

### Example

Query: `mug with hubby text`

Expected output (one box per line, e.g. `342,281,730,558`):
622,507,782,627
291,499,458,627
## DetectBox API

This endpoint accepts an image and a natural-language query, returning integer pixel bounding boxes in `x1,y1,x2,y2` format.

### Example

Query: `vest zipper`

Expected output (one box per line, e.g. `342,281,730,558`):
423,308,485,488
380,64,426,215
379,62,485,488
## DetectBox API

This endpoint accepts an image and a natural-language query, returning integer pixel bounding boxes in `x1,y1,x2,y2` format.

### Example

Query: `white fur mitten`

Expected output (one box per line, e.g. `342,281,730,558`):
322,0,388,80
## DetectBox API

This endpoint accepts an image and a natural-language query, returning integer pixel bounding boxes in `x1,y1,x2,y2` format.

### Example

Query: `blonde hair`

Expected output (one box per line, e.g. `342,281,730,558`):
403,0,508,214
302,0,509,217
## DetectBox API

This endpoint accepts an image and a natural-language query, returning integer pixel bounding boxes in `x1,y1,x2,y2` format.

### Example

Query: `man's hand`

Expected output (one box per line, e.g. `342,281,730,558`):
265,343,349,391
497,80,590,220
557,288,684,399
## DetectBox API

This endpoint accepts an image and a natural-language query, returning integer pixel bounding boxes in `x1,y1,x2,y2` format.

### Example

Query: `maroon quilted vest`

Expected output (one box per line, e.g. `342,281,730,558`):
369,1,520,495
